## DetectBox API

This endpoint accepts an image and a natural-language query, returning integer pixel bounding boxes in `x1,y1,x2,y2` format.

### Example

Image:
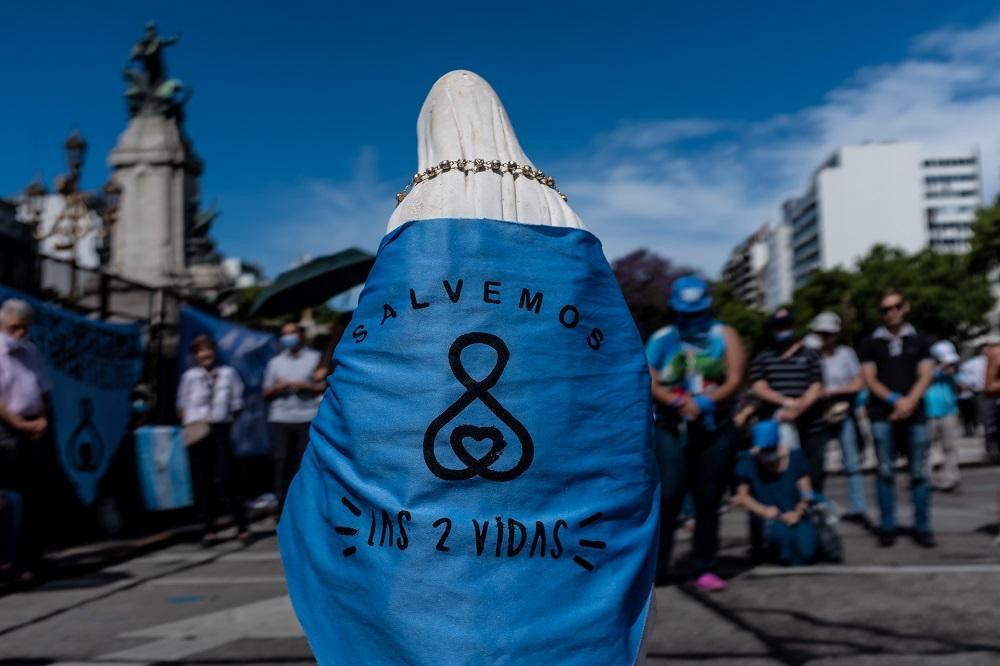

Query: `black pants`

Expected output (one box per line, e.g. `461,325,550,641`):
656,416,735,577
0,428,43,569
187,424,247,535
957,395,978,437
270,422,311,515
797,422,829,495
981,394,1000,461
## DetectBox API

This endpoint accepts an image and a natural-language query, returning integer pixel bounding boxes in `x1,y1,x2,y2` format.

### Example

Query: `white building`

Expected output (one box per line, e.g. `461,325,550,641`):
763,224,793,310
722,225,769,309
783,142,982,288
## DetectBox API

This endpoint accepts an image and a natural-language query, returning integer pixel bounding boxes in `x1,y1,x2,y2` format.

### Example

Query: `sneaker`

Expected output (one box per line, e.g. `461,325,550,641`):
877,530,896,548
691,572,727,592
913,531,937,548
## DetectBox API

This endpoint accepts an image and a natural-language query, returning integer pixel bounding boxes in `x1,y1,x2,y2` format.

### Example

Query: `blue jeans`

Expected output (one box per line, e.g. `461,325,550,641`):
871,420,931,533
754,516,818,566
826,415,867,514
655,416,735,576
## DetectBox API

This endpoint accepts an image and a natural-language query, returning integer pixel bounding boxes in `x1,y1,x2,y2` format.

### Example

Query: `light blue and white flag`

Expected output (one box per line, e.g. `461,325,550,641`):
279,218,659,664
134,426,193,510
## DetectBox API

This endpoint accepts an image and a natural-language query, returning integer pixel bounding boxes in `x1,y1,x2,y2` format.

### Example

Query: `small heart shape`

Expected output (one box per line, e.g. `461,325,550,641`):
450,425,506,470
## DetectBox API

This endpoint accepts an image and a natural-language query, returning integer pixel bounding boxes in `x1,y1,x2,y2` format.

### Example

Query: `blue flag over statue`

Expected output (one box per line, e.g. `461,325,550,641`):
280,70,658,664
0,284,145,505
279,218,659,664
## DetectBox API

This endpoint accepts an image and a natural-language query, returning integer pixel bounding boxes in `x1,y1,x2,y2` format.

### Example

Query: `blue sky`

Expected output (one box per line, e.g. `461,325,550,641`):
3,1,1000,277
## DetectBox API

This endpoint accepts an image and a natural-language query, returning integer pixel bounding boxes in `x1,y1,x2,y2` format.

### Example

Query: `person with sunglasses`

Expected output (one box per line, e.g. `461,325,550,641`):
858,289,935,548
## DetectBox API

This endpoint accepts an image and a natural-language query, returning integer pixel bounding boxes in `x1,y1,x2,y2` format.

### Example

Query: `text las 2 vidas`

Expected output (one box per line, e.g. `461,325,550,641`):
349,277,607,351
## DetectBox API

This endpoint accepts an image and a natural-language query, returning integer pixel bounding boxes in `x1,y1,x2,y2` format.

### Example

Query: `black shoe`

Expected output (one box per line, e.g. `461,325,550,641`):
877,530,896,547
842,512,874,529
913,531,937,548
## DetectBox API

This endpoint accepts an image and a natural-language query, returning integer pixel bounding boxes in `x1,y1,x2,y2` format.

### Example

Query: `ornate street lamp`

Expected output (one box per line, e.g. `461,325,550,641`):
64,131,87,178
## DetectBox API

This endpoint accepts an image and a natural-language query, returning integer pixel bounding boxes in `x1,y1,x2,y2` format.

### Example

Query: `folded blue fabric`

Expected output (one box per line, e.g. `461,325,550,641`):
279,218,659,665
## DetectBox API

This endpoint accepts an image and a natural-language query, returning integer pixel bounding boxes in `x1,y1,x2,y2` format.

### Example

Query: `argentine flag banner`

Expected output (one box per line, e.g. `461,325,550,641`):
279,218,659,664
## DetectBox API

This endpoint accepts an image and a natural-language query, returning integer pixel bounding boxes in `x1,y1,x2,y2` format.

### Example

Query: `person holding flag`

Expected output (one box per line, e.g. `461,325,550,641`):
645,276,746,591
279,71,659,664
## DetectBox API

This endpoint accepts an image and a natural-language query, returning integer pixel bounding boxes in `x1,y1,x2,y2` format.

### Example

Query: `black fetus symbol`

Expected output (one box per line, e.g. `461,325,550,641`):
68,397,105,473
423,332,533,482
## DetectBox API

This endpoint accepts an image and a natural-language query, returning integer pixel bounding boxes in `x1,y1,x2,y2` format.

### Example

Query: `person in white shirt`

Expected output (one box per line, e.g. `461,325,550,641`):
957,347,987,438
263,323,325,516
176,334,249,545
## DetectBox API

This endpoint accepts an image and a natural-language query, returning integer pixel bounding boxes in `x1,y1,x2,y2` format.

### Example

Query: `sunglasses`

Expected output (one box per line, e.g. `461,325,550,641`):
879,302,904,315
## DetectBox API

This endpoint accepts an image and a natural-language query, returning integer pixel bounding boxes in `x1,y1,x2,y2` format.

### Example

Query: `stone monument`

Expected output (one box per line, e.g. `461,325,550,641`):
108,23,227,291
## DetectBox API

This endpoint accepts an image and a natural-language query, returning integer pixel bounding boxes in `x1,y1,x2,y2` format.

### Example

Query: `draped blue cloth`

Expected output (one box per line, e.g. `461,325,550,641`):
279,218,658,665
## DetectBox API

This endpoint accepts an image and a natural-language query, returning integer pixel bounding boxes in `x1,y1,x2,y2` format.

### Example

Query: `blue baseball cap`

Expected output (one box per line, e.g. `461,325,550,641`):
669,275,712,313
752,420,780,450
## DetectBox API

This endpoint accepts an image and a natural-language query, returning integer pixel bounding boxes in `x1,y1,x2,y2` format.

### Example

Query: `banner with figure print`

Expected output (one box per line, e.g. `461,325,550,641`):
178,306,281,457
0,284,145,505
279,219,659,665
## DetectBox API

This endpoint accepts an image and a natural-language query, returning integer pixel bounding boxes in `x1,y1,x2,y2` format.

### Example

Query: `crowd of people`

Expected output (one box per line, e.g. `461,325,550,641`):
647,278,1000,591
0,299,353,580
2,277,1000,590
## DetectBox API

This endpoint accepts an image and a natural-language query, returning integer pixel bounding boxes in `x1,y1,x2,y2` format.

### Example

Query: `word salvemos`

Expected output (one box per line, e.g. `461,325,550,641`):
349,278,606,352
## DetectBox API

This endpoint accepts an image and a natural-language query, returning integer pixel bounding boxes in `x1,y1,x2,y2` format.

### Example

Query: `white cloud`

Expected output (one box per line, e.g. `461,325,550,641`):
242,16,1000,278
557,15,1000,273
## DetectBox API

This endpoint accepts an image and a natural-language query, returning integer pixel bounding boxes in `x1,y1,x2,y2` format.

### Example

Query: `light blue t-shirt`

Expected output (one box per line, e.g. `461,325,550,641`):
263,348,322,423
924,369,958,419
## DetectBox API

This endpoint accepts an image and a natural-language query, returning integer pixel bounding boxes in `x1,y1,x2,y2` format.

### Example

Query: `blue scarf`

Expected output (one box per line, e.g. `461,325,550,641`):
279,218,658,664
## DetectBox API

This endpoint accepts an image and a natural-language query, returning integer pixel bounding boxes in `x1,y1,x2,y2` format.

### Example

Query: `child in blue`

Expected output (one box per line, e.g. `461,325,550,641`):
733,420,818,566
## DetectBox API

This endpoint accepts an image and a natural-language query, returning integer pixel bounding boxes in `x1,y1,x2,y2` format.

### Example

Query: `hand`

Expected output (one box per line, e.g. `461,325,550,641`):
761,505,780,520
778,407,799,422
780,510,802,526
890,395,916,421
678,396,702,420
25,417,47,439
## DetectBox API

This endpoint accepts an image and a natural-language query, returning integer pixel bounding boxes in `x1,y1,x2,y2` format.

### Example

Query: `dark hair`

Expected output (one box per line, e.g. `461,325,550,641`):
190,334,215,353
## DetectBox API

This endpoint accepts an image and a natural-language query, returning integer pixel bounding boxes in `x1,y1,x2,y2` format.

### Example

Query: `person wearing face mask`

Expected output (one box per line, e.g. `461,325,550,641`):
0,299,50,581
177,334,248,545
732,420,818,566
750,308,826,493
262,322,325,517
646,275,747,592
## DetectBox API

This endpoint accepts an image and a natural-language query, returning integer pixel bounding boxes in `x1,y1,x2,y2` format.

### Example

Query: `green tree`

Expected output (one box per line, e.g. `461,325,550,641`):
970,194,1000,273
711,281,768,353
792,244,994,344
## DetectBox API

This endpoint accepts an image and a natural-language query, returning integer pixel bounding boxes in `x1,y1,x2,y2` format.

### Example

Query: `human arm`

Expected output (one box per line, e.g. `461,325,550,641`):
0,402,46,438
732,482,781,520
175,371,189,423
985,349,1000,397
261,360,287,400
649,368,679,409
891,355,934,421
228,369,245,417
780,473,813,526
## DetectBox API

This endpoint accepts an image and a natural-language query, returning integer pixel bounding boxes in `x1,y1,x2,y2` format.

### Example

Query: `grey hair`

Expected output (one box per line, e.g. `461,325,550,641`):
0,298,34,324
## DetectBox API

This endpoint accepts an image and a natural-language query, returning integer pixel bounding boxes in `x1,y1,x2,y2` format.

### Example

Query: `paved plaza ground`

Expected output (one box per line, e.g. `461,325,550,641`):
1,461,998,665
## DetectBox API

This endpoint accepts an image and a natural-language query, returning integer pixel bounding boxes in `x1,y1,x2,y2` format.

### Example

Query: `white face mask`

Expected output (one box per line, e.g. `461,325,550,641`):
1,331,22,350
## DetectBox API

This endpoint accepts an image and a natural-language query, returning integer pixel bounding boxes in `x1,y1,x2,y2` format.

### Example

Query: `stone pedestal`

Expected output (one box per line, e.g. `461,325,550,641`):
107,115,203,288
